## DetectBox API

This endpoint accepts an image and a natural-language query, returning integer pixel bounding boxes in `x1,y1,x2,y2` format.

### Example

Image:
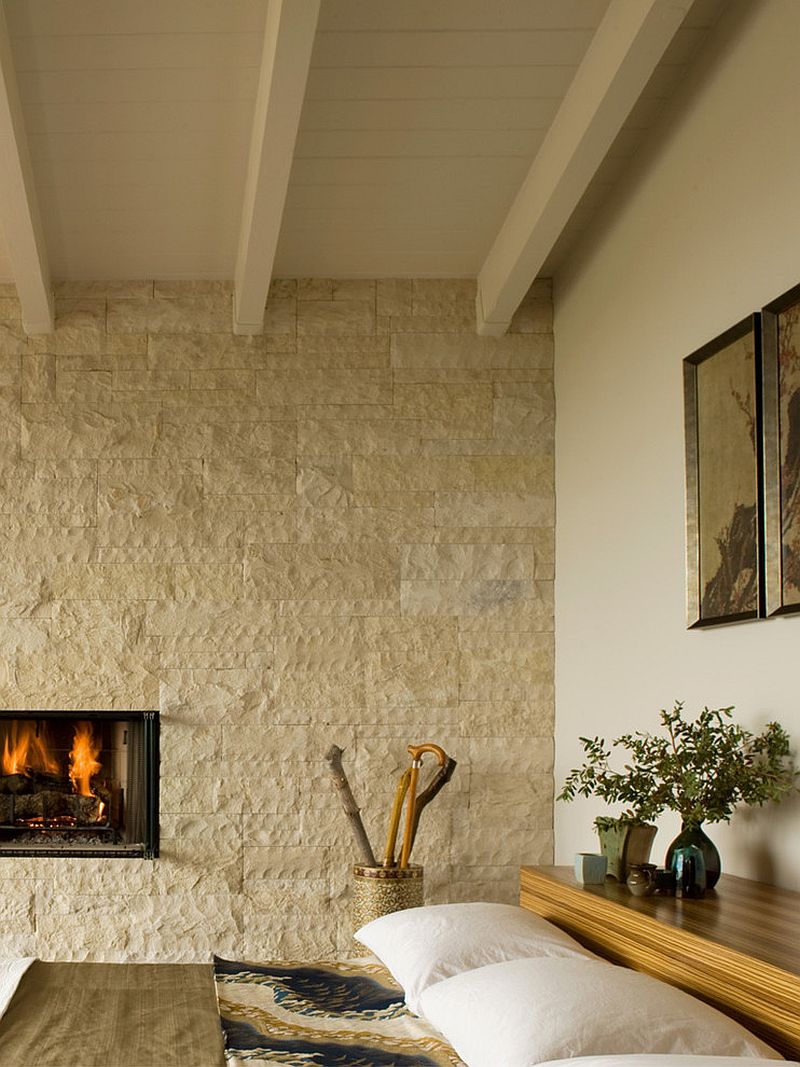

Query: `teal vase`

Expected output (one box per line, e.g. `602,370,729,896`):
665,823,721,889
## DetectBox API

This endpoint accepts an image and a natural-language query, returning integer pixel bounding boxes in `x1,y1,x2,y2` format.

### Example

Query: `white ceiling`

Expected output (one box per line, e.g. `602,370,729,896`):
0,0,725,289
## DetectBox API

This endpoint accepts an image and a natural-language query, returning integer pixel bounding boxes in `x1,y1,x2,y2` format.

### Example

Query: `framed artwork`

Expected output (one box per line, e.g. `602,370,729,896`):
683,315,763,627
761,283,800,616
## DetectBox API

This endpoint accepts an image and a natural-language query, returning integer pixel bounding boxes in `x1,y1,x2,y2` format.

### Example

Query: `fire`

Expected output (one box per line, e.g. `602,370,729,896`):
1,721,60,776
69,722,102,797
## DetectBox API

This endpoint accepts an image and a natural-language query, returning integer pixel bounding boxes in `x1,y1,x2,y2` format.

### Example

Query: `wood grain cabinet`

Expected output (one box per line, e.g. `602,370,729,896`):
520,865,800,1060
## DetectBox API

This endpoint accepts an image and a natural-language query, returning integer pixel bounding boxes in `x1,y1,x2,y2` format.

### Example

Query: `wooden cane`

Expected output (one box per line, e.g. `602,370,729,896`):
398,743,446,869
382,767,411,868
406,755,456,858
324,744,377,867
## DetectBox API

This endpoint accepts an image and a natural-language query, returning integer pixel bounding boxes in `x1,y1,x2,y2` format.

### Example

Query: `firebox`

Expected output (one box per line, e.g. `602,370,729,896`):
0,711,159,858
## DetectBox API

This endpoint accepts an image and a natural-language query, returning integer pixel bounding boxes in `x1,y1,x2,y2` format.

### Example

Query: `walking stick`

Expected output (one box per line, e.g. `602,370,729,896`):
398,742,446,869
382,767,411,868
324,744,377,867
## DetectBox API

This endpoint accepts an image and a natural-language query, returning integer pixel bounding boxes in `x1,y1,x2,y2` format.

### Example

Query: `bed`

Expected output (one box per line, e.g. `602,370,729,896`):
1,870,798,1067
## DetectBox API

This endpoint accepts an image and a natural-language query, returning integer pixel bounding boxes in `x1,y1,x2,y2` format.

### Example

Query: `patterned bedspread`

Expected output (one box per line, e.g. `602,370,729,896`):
213,955,464,1067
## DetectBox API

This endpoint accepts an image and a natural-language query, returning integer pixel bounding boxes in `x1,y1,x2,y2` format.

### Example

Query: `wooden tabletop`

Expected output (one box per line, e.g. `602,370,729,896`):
524,865,800,978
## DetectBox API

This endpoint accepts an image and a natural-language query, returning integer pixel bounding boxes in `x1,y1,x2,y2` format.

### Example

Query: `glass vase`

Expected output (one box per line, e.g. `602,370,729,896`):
665,823,721,889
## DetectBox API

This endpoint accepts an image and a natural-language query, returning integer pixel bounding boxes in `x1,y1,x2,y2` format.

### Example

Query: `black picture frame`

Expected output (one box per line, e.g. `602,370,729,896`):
683,315,763,627
761,283,800,617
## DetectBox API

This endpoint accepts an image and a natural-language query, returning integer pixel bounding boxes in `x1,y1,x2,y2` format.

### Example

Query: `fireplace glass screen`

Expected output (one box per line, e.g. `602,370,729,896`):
0,711,158,858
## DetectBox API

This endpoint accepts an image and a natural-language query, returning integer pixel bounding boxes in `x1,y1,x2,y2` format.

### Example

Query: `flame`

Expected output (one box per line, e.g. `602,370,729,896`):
69,722,102,797
1,721,60,776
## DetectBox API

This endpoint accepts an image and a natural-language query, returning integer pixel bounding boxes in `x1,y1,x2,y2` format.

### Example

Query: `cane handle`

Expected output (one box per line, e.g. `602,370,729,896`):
407,742,446,766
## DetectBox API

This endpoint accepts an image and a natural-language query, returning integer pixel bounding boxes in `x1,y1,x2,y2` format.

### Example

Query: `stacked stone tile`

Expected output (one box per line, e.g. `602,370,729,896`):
0,277,554,961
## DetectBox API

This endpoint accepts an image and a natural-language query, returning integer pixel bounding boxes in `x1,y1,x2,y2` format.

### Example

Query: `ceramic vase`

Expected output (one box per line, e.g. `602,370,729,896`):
665,823,721,889
596,822,657,881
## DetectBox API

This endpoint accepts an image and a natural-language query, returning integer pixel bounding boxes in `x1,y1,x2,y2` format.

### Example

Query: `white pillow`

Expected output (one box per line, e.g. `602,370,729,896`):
354,902,595,1014
418,957,782,1066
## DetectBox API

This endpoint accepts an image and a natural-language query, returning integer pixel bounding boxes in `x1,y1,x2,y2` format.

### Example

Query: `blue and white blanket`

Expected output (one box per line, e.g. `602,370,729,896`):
214,955,463,1066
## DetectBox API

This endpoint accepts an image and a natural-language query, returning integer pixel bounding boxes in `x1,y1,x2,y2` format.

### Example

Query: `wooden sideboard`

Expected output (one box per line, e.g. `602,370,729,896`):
520,865,800,1060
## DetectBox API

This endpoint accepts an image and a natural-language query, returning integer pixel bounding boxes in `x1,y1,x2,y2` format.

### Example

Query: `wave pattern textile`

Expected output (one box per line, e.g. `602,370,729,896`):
214,955,464,1066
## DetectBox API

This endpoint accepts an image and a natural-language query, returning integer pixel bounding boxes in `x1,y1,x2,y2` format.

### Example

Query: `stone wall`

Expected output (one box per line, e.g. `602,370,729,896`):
0,277,554,961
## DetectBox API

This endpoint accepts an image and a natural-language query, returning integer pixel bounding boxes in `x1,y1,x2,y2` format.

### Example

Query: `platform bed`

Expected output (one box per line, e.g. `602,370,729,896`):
1,869,798,1066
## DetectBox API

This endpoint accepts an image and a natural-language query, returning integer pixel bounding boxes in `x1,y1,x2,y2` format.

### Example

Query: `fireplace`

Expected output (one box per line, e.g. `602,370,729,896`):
0,711,159,858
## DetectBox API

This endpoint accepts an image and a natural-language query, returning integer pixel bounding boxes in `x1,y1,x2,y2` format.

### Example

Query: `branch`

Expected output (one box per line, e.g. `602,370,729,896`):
323,744,377,866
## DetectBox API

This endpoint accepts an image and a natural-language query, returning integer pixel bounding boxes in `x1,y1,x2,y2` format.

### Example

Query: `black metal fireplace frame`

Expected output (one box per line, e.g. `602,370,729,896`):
0,710,159,859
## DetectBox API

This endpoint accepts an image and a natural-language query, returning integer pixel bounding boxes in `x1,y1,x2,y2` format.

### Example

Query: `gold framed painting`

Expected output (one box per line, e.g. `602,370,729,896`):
683,315,763,627
761,283,800,616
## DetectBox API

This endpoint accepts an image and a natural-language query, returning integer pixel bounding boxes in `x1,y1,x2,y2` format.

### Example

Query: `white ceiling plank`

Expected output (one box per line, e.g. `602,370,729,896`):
294,129,545,159
0,3,52,332
475,0,695,336
317,1,610,34
10,33,262,73
299,98,561,133
17,67,259,106
233,0,321,334
5,0,265,37
305,66,580,101
311,30,594,69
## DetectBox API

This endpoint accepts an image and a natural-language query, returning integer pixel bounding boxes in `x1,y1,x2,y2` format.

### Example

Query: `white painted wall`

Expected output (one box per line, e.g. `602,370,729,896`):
553,0,800,891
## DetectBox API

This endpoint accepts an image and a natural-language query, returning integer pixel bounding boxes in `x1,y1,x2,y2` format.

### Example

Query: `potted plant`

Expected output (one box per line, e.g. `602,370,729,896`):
558,703,797,886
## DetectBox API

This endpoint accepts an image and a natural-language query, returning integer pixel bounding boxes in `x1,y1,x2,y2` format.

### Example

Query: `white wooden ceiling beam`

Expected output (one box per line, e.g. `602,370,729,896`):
233,0,321,335
0,2,53,334
475,0,695,336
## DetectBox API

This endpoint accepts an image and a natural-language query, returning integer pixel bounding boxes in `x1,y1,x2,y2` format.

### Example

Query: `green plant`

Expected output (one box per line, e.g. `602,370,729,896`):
558,702,798,829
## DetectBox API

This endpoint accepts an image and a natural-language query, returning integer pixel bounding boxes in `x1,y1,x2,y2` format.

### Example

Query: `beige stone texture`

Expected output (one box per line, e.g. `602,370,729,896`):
296,456,353,508
154,280,233,297
294,506,435,545
257,368,391,408
148,332,269,371
22,402,160,460
435,490,555,528
376,278,413,316
0,564,50,619
298,278,334,301
353,455,476,492
390,310,475,333
277,334,390,371
296,418,421,457
55,281,154,300
263,296,297,338
392,331,552,369
21,352,56,403
393,381,493,434
246,543,400,601
458,632,554,702
0,278,554,962
401,579,553,632
1,460,97,526
0,323,29,355
332,280,375,302
401,543,535,581
297,300,375,337
0,297,21,320
107,296,231,334
203,456,295,497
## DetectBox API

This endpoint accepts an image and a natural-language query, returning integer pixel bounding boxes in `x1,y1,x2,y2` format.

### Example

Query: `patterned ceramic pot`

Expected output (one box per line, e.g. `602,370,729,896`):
351,865,424,935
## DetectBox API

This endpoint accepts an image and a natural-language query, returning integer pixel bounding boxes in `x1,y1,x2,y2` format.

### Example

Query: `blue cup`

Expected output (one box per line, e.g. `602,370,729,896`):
575,852,607,884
